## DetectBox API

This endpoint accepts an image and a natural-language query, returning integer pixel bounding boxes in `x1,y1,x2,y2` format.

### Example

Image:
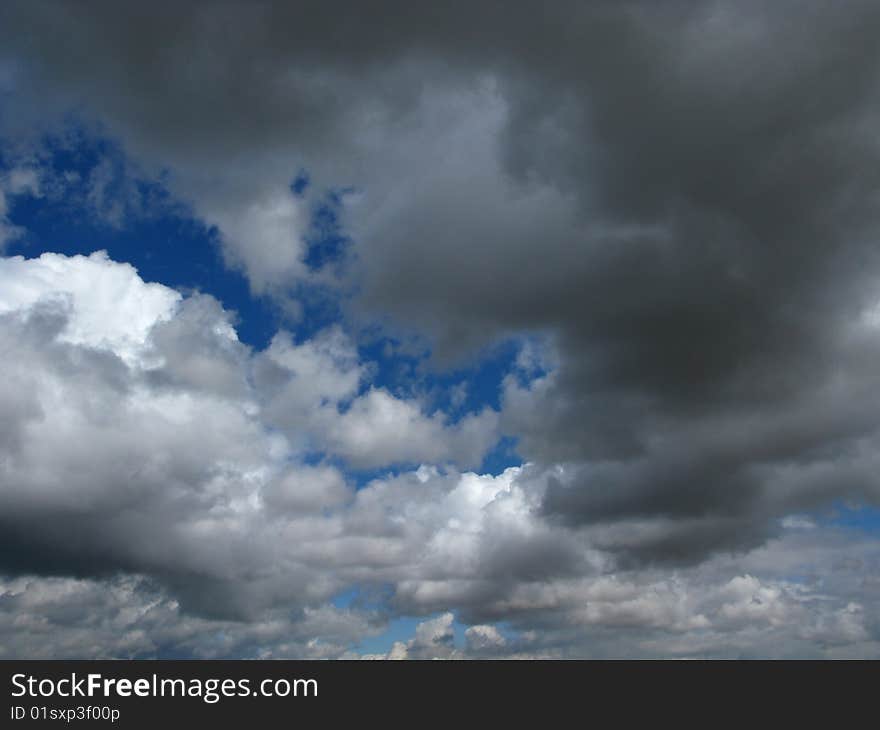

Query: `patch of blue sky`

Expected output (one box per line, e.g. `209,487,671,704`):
450,616,468,649
289,169,310,197
331,583,395,612
315,437,520,489
347,335,526,474
424,339,522,416
3,131,284,349
3,137,362,353
330,587,361,610
3,130,529,476
314,458,416,490
786,501,880,536
824,503,880,534
479,436,521,476
359,335,521,415
490,621,521,643
302,185,353,273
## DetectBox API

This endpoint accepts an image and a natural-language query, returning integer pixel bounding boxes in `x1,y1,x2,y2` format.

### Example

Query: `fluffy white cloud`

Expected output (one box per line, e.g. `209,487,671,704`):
256,326,499,469
0,251,506,621
320,389,498,470
465,624,506,652
0,249,878,659
0,251,180,364
202,186,310,295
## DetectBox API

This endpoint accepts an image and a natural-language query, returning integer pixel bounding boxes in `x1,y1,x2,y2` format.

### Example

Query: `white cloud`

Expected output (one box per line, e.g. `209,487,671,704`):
321,388,499,470
0,251,504,619
0,249,878,659
257,326,499,469
203,186,309,295
262,464,352,513
0,250,180,364
465,624,506,652
381,613,457,660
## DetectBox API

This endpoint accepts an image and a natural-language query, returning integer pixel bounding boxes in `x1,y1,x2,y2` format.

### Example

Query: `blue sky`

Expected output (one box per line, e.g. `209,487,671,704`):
3,128,524,480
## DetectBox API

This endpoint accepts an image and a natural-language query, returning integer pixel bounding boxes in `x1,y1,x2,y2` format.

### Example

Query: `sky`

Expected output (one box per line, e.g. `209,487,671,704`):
0,0,879,659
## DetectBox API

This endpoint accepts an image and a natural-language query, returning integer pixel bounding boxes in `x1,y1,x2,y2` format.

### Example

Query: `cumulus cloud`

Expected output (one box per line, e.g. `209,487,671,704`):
384,613,457,660
464,624,506,653
255,326,499,469
0,251,180,362
0,252,503,621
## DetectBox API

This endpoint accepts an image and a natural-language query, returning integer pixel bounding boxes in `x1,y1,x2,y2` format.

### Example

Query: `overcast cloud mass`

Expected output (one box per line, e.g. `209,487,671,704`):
0,0,879,657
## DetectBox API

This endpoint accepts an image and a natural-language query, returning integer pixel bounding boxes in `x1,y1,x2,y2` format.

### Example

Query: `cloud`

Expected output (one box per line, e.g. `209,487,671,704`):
0,1,879,657
202,186,309,295
4,3,880,568
255,327,500,469
0,251,505,622
0,251,181,363
1,269,878,660
9,521,874,659
320,389,498,470
464,624,506,653
1,286,876,655
385,613,457,660
0,574,382,659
